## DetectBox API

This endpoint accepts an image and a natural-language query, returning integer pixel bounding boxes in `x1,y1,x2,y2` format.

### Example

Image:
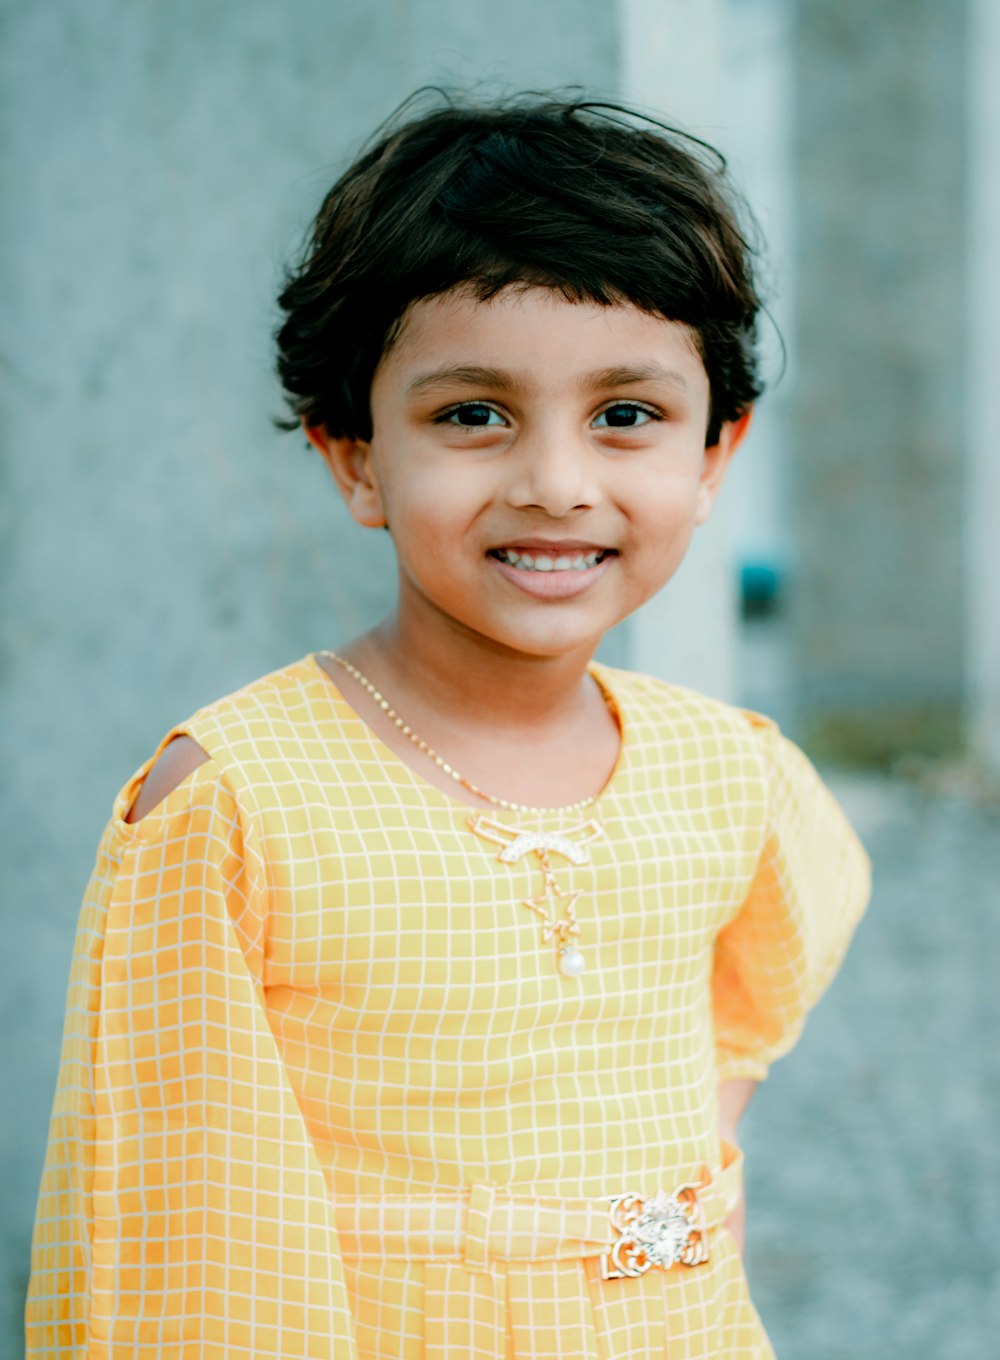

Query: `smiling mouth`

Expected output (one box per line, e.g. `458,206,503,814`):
487,548,616,573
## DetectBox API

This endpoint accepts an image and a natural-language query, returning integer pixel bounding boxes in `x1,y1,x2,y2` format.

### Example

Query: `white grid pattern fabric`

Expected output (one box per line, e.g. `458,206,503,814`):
27,656,871,1358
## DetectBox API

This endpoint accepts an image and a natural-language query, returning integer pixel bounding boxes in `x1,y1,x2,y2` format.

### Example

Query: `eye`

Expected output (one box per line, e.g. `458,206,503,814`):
592,402,661,429
436,402,506,427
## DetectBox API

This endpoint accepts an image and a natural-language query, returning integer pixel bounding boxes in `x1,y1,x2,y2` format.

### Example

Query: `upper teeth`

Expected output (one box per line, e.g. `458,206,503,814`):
495,549,604,572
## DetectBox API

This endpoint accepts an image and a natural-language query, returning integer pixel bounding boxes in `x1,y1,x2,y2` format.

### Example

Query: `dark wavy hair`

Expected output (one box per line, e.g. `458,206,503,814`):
276,90,766,446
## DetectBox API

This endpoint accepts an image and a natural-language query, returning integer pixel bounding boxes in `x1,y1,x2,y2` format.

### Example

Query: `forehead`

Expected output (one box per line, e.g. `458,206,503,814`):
374,286,709,399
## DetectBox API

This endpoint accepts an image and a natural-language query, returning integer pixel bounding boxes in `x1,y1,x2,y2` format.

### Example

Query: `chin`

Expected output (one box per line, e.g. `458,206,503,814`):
479,623,609,660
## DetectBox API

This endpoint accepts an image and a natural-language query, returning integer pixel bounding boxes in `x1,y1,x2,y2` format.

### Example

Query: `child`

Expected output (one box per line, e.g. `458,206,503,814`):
27,94,870,1360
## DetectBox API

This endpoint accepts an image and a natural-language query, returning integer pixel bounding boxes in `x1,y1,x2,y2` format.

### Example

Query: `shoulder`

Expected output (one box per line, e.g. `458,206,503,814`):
180,654,325,754
593,661,778,750
118,654,329,826
592,663,786,823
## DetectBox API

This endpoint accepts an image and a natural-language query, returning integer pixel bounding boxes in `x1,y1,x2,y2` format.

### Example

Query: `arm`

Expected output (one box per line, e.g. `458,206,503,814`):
27,751,359,1358
711,719,870,1260
27,747,212,1356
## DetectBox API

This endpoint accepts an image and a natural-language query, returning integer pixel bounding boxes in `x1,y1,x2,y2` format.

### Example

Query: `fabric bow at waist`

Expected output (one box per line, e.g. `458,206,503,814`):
332,1142,745,1360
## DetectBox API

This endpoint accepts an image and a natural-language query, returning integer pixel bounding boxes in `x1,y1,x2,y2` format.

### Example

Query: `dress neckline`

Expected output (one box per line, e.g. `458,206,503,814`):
307,653,629,819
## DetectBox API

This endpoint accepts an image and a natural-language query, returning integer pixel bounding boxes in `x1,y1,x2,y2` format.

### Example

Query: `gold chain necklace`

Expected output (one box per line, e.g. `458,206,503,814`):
322,650,605,815
321,650,612,977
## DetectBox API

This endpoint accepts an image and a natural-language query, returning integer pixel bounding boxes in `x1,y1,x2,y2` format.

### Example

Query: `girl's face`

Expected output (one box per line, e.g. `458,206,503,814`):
314,287,750,661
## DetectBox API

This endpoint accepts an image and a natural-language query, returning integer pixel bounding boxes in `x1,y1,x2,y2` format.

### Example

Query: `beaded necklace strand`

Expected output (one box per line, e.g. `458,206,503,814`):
321,650,610,815
321,650,614,977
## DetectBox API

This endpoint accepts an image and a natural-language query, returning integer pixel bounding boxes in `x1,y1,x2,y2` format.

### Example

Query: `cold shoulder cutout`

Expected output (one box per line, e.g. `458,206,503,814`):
124,733,211,823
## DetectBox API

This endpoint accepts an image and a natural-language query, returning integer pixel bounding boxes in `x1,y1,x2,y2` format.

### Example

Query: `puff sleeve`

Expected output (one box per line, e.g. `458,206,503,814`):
26,751,358,1358
712,717,872,1084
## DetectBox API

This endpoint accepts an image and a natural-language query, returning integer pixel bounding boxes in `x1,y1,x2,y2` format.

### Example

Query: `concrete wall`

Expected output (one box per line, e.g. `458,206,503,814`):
0,3,624,1346
788,0,969,762
967,0,1000,773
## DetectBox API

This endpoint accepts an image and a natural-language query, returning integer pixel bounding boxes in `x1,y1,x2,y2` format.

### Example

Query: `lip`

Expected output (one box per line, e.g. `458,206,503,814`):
490,538,612,554
489,553,616,600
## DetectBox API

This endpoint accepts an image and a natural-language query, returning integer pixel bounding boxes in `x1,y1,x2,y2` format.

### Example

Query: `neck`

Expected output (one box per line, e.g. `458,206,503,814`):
350,605,600,735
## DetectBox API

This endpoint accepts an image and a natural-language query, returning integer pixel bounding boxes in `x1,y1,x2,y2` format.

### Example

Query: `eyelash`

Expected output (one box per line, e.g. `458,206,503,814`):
594,401,665,427
433,402,505,426
433,400,665,426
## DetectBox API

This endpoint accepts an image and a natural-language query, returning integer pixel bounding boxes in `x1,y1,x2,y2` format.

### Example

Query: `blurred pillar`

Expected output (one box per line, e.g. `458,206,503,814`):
967,0,1000,774
788,0,967,762
617,0,740,700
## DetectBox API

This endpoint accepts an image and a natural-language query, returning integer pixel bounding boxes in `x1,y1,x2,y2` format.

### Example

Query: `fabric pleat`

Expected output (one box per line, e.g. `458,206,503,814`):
424,1263,508,1360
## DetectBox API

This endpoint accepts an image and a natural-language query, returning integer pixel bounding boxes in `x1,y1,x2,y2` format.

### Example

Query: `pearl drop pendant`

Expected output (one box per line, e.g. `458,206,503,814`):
558,945,586,978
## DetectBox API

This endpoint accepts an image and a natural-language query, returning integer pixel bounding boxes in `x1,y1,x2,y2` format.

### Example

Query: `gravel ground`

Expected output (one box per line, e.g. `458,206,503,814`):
742,771,1000,1359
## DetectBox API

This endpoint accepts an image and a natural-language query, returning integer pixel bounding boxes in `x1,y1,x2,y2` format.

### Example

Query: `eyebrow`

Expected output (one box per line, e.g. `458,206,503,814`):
407,365,516,397
585,364,690,394
406,362,690,398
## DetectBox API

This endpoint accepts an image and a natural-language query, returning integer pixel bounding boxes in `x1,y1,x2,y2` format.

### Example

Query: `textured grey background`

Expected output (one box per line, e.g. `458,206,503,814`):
4,0,998,1355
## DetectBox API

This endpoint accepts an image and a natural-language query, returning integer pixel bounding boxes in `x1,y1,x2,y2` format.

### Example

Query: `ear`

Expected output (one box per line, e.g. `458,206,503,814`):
304,424,387,528
695,408,754,526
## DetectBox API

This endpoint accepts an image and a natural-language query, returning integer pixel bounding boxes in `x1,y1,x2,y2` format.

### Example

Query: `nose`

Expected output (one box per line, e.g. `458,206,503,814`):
503,423,599,517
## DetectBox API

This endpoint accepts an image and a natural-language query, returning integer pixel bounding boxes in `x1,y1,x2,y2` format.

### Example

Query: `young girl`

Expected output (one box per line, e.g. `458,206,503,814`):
27,95,870,1360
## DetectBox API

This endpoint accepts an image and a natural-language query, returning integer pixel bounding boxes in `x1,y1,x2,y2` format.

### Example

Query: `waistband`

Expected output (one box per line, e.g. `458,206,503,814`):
331,1138,743,1272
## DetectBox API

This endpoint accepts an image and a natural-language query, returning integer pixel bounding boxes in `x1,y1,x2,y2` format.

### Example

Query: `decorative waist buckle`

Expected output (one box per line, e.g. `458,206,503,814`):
600,1180,710,1280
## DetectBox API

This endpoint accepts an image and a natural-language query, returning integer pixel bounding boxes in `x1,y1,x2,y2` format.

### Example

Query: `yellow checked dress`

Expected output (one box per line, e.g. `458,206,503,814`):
27,656,870,1360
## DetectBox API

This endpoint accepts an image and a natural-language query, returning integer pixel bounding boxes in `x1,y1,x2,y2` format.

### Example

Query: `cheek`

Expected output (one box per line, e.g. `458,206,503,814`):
382,465,485,560
618,472,703,580
627,462,703,525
